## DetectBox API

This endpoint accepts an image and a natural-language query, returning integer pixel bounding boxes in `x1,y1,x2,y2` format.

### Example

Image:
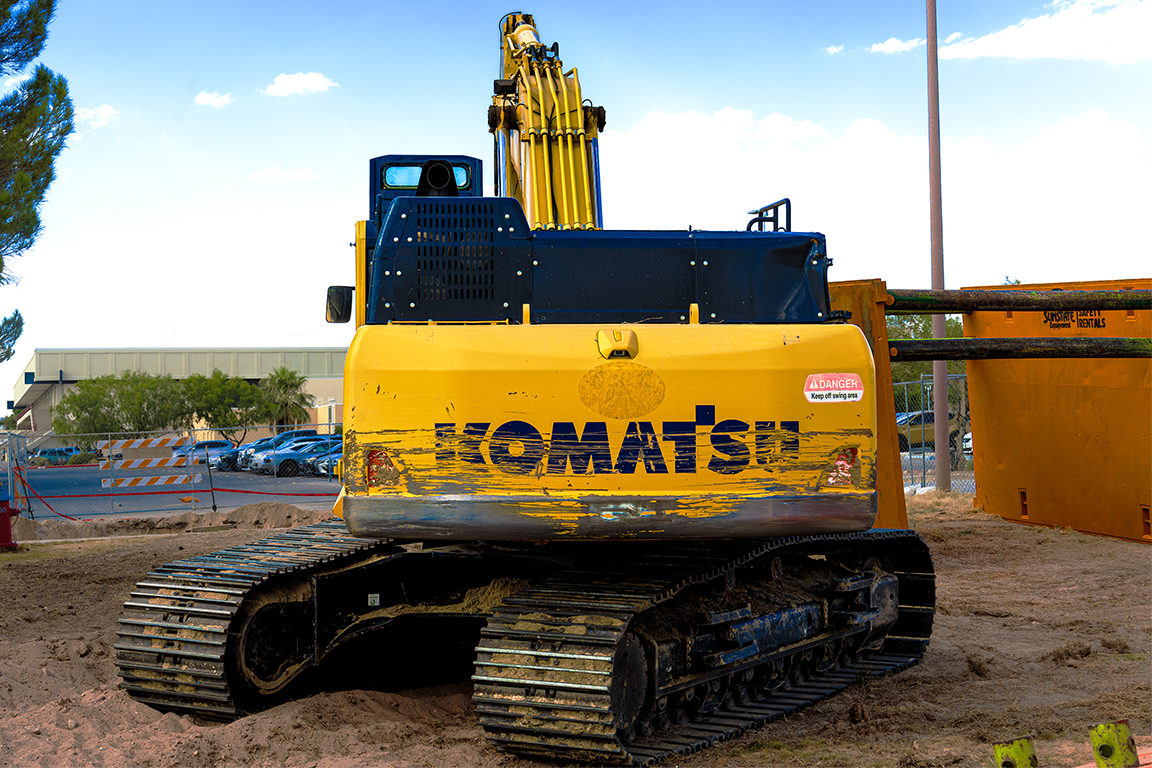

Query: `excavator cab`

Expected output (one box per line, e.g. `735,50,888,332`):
327,154,485,325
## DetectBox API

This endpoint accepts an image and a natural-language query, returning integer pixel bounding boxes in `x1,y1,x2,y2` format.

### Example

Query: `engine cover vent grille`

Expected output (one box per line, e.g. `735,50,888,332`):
412,202,498,301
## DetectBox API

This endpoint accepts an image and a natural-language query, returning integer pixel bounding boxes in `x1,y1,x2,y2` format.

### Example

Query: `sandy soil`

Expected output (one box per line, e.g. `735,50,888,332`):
1,497,1148,768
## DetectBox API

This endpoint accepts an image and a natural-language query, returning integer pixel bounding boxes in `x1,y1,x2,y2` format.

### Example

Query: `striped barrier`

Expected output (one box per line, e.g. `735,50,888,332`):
101,474,202,489
100,457,191,470
96,436,191,450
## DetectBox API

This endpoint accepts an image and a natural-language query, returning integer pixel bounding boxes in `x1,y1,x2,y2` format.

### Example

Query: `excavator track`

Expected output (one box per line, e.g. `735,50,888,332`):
114,521,393,718
473,529,934,765
115,522,933,767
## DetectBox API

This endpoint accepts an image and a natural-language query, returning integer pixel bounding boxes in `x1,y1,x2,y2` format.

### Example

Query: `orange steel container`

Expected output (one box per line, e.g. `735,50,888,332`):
963,278,1151,543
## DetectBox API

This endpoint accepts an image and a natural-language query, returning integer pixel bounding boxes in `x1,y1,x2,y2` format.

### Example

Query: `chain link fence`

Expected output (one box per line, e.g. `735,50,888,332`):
894,374,974,494
6,382,977,523
4,424,342,521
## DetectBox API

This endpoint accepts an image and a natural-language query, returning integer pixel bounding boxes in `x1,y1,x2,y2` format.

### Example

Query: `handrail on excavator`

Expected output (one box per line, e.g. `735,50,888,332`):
747,199,792,232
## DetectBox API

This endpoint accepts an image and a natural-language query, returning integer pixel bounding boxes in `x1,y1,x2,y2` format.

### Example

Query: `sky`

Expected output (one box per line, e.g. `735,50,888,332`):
3,0,1150,411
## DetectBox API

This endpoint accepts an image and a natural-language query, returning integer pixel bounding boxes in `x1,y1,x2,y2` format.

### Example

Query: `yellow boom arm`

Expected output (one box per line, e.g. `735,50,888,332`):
488,12,605,230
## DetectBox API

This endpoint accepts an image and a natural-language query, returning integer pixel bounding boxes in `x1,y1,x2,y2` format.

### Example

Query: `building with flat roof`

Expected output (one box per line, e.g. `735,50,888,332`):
8,347,346,444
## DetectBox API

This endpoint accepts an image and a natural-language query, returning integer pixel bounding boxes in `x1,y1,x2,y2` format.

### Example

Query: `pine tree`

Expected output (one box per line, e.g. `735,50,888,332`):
0,0,73,361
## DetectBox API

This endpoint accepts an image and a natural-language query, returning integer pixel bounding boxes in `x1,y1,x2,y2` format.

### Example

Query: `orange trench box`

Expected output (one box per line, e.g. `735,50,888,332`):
962,278,1151,543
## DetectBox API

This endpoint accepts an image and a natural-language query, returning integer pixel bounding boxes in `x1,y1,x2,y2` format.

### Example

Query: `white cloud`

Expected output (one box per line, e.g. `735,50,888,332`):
825,44,844,55
944,32,963,44
939,0,1152,65
194,91,233,108
246,166,319,181
752,112,830,141
870,37,925,54
3,73,30,91
261,72,339,97
599,107,1150,287
75,104,120,130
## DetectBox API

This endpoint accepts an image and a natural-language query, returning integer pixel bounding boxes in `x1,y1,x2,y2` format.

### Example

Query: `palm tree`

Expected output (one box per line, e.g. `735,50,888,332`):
260,367,314,432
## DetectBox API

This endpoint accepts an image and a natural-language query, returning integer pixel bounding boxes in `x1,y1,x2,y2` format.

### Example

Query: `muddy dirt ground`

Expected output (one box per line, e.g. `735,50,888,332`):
1,497,1148,767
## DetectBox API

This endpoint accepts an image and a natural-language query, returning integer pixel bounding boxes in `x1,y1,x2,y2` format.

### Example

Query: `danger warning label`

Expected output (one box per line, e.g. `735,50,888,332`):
805,373,865,403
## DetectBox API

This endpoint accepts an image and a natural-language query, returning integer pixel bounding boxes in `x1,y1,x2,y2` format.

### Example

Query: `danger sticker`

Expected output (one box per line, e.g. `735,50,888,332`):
805,373,864,403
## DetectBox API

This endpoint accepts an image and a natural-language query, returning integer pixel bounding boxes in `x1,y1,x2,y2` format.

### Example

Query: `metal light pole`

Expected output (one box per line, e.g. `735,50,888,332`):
927,0,951,491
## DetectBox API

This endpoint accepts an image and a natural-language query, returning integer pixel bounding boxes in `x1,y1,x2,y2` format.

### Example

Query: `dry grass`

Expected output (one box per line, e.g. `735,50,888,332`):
1100,637,1132,654
904,491,984,526
1041,640,1093,665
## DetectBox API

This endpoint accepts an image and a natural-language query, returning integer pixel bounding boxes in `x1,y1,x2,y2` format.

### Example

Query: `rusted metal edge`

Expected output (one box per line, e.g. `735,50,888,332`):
886,289,1152,314
889,337,1152,362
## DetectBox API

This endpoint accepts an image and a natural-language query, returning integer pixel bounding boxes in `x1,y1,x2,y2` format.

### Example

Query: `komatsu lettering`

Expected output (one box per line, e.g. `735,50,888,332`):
434,407,800,476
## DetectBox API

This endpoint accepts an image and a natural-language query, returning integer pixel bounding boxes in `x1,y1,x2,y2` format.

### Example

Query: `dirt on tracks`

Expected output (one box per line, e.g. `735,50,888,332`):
0,496,1148,767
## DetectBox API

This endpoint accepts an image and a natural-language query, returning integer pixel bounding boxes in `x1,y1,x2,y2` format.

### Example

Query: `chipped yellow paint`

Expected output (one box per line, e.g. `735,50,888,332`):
1090,721,1140,767
341,322,878,520
993,736,1037,768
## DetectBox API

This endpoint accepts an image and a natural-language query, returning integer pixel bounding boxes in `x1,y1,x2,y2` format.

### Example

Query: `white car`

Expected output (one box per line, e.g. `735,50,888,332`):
963,432,972,456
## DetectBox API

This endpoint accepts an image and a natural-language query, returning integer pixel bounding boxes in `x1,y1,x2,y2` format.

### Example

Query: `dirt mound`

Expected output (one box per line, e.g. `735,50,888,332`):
9,502,335,541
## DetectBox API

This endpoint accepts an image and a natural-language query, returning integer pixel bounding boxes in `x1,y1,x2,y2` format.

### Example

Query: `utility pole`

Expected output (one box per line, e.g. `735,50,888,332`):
927,0,951,491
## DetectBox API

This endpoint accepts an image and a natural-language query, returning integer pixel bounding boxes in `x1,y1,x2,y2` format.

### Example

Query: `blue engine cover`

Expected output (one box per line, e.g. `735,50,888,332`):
367,196,832,325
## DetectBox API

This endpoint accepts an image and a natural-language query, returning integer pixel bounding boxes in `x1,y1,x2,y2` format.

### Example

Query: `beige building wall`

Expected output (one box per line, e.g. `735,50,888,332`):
9,348,346,448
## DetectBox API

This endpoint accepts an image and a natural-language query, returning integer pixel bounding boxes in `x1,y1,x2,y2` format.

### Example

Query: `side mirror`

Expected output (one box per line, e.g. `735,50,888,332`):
326,286,354,323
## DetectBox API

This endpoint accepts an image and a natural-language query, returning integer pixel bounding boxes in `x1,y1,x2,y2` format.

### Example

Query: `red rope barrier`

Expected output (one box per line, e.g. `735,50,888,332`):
13,467,78,520
35,488,339,500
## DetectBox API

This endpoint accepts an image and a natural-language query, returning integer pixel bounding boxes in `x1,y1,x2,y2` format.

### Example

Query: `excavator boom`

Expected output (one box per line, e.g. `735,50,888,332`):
490,12,605,230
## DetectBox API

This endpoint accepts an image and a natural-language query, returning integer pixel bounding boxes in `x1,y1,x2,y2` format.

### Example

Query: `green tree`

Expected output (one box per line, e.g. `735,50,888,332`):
886,313,966,384
0,306,19,363
260,366,314,432
116,371,189,434
184,369,265,444
0,0,74,361
52,371,190,438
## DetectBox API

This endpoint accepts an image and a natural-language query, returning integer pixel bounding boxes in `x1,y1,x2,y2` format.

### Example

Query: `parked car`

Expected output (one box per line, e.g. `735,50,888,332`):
238,430,317,472
301,443,343,476
963,432,973,457
211,446,243,471
173,440,234,466
238,438,274,470
250,436,335,474
895,410,961,453
315,450,342,478
35,446,82,465
239,430,318,470
258,439,342,477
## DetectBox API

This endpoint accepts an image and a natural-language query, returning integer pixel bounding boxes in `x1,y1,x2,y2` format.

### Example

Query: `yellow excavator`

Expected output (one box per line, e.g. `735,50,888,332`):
116,13,934,764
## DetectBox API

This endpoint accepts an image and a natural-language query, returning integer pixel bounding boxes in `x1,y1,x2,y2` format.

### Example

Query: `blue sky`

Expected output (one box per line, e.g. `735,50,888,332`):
3,0,1150,411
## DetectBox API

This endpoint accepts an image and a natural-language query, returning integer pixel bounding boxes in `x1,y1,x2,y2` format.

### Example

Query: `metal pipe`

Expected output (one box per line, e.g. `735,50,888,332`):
887,288,1152,313
888,337,1152,362
555,68,580,229
518,64,543,229
531,62,556,230
569,68,594,229
589,137,604,229
927,0,948,491
542,64,570,229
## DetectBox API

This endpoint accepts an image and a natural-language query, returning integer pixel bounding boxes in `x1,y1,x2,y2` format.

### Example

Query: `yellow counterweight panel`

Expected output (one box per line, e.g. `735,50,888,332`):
339,323,878,539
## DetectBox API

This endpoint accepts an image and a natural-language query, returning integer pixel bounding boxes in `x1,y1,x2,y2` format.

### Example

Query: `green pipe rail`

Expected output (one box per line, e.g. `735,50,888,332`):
886,289,1152,314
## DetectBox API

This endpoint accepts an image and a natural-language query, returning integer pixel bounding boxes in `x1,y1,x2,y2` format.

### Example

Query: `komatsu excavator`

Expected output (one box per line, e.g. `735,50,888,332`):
116,13,935,764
